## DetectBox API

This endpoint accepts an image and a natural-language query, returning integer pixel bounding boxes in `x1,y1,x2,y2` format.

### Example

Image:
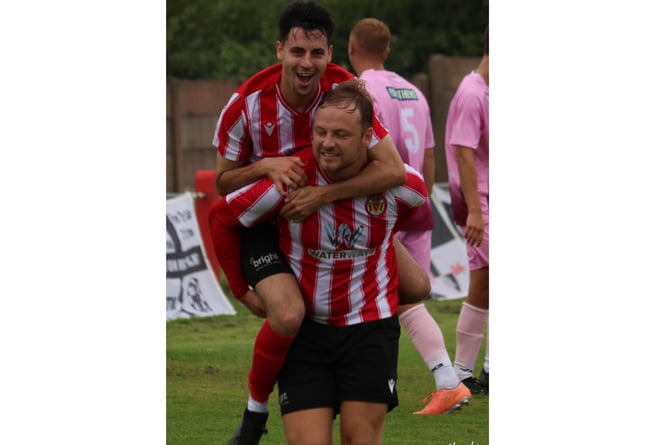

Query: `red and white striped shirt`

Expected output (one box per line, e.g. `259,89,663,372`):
210,148,427,326
212,63,388,163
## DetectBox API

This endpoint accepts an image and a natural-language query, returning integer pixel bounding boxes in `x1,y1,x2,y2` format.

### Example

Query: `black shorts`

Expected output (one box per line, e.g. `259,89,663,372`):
276,316,400,416
240,222,294,287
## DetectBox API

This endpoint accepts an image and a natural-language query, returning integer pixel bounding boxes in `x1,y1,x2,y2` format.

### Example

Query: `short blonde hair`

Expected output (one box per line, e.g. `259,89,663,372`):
350,18,391,58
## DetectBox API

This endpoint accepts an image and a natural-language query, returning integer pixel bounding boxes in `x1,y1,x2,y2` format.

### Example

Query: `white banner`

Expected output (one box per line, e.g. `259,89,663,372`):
429,185,470,300
166,193,236,320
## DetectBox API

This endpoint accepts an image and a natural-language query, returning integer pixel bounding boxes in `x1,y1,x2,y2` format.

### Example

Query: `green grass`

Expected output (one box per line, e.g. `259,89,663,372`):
167,297,488,445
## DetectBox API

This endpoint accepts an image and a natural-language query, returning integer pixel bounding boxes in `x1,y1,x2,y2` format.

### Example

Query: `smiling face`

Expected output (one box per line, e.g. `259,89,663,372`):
277,27,332,111
312,101,372,182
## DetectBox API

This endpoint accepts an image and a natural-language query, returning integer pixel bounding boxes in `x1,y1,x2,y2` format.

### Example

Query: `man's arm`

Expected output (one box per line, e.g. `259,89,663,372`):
280,134,406,220
215,153,307,197
423,147,435,196
455,145,484,246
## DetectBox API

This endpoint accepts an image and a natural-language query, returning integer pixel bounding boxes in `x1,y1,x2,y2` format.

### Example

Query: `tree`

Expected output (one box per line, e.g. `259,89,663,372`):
167,0,488,80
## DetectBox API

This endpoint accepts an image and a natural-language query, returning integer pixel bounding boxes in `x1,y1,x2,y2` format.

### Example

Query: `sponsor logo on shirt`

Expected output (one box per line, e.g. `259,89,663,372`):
307,248,376,260
385,87,418,101
308,223,374,260
326,223,363,248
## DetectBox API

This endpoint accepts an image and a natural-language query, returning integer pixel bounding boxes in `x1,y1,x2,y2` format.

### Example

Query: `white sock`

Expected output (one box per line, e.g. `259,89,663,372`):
247,396,268,413
454,362,474,381
431,361,462,390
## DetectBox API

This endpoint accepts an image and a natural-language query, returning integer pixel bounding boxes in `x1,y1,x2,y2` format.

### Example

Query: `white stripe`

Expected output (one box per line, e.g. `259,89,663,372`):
277,100,296,156
245,91,262,163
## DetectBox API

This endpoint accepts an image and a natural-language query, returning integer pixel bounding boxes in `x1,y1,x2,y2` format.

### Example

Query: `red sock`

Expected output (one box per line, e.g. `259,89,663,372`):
248,321,295,402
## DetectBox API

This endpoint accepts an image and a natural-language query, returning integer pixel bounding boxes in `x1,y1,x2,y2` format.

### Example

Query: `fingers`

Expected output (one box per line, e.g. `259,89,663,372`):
276,170,307,196
465,227,484,247
279,203,306,222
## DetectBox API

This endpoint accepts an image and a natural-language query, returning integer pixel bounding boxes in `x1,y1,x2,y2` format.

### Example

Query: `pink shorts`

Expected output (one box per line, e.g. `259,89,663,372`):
458,223,489,271
394,230,432,276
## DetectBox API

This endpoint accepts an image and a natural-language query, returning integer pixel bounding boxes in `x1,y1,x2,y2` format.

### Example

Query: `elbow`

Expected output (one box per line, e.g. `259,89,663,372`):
394,166,407,187
215,171,233,197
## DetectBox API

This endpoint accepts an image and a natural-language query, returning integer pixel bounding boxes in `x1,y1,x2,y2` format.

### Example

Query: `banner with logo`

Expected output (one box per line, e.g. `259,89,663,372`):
429,185,470,300
166,193,236,320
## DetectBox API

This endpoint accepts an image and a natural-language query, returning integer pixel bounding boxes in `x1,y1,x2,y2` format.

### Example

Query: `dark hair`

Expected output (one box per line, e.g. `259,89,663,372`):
279,1,335,45
318,79,373,130
483,25,489,56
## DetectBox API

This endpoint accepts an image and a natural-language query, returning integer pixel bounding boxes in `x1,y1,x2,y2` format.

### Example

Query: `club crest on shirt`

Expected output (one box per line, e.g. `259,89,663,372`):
365,196,386,216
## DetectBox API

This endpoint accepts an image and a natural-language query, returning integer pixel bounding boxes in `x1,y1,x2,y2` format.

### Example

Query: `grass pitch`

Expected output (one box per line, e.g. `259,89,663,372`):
167,297,489,444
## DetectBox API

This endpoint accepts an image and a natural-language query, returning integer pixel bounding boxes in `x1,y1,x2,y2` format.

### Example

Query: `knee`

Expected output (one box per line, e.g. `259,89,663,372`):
268,301,305,336
398,271,431,305
415,272,431,298
274,310,304,335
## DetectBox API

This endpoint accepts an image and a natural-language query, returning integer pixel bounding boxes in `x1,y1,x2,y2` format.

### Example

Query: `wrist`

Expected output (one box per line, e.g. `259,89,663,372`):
318,184,337,205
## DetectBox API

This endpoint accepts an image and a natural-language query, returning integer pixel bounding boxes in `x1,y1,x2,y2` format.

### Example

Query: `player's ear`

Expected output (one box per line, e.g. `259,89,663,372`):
276,40,283,61
361,126,373,149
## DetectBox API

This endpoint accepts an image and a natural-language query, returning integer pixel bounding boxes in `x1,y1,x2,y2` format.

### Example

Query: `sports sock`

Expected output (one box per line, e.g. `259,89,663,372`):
247,396,268,414
454,302,488,380
247,321,295,405
483,322,489,373
399,303,460,390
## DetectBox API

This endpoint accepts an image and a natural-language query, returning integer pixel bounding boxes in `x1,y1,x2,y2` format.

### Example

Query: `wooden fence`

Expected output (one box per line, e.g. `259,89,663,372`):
166,56,479,193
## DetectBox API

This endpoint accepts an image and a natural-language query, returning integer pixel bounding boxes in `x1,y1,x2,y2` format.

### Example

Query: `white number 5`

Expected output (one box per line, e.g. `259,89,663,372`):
400,108,420,154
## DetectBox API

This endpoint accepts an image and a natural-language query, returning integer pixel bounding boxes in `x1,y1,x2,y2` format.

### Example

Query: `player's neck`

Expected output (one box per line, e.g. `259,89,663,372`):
476,55,489,85
279,79,315,113
357,61,384,76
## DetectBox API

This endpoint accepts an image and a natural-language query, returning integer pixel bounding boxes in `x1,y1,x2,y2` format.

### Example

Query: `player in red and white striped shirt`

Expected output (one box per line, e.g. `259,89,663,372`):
210,3,430,444
210,79,427,445
213,141,426,327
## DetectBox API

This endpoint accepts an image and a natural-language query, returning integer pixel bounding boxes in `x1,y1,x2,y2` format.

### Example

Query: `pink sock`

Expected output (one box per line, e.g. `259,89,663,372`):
399,304,459,389
484,322,489,373
247,321,295,403
454,302,488,379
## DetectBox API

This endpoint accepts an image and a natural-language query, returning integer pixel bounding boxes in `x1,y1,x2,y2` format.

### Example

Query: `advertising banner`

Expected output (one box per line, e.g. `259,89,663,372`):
166,193,236,320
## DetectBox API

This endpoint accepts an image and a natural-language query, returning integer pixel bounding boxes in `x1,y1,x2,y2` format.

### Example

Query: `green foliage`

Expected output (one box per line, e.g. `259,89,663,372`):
167,0,489,80
166,298,489,444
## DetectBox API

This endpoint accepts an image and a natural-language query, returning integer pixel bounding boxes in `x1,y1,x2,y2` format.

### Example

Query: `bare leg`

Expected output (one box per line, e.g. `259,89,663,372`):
339,401,387,445
282,407,334,445
394,238,431,304
246,273,305,404
254,273,305,337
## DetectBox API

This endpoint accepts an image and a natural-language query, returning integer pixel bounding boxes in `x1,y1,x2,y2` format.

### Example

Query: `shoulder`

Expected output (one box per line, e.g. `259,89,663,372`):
457,73,487,98
452,75,487,108
321,64,355,87
236,64,282,97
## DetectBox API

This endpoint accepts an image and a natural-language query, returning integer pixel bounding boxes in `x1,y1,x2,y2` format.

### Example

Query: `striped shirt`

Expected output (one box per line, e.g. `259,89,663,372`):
211,148,427,326
212,63,388,162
